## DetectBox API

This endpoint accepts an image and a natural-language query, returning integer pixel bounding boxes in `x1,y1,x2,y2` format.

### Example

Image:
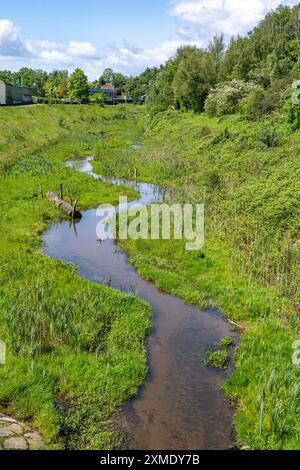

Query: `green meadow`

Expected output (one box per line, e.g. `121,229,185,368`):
0,105,150,449
1,103,300,450
94,109,300,450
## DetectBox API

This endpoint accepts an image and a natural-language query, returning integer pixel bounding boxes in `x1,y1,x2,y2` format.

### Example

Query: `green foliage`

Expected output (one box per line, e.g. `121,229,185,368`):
205,80,263,117
286,81,300,129
89,92,106,105
258,126,281,149
15,67,48,96
0,105,150,449
99,68,115,84
287,102,300,130
207,350,228,369
172,46,217,113
147,3,300,117
107,109,300,449
68,68,89,103
239,88,265,120
220,337,234,350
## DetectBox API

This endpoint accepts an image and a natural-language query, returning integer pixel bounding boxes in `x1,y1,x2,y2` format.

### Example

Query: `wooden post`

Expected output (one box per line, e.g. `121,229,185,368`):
73,199,78,218
134,167,138,179
60,184,63,200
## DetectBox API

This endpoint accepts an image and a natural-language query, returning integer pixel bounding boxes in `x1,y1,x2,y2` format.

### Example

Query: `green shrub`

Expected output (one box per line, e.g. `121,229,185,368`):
258,126,281,149
205,80,263,117
239,89,265,120
220,337,234,350
207,350,228,369
285,80,300,130
287,102,300,130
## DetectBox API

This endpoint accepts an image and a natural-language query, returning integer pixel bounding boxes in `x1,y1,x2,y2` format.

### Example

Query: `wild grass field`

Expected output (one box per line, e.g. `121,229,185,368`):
93,109,300,450
0,104,151,449
1,103,300,450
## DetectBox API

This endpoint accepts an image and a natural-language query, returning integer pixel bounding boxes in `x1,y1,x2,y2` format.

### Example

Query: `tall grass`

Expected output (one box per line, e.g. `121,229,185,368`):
102,109,300,449
0,104,150,449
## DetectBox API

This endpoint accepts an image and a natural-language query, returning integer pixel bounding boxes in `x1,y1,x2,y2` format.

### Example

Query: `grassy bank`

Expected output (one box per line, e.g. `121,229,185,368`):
93,109,300,449
0,104,151,449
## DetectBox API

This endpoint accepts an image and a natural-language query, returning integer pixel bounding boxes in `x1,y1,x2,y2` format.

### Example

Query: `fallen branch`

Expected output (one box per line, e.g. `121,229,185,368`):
47,191,82,219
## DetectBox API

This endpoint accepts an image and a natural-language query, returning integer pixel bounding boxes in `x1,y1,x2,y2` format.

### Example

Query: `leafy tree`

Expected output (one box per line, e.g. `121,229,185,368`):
68,68,89,103
56,83,68,99
112,73,128,94
0,70,15,85
99,68,114,85
173,46,216,112
286,81,300,129
205,80,263,117
48,70,68,87
15,68,48,96
147,61,176,112
90,92,106,105
208,34,225,81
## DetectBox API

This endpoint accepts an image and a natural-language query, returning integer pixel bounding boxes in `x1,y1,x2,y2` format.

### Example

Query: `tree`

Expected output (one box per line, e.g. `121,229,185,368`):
15,68,48,96
148,61,175,111
68,68,89,103
173,46,216,112
0,70,15,85
48,70,68,87
90,92,106,105
112,72,128,94
99,68,114,85
208,34,225,80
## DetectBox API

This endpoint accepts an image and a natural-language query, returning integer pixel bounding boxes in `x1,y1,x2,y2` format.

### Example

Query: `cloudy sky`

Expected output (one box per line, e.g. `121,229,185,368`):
0,0,299,79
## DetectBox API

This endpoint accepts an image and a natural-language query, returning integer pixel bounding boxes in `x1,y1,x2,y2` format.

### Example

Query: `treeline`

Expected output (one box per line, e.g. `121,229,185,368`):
1,3,300,115
0,66,160,104
147,3,300,126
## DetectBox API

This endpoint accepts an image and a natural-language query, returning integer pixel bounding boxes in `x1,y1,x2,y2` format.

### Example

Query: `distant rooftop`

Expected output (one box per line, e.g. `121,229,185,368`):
100,83,115,90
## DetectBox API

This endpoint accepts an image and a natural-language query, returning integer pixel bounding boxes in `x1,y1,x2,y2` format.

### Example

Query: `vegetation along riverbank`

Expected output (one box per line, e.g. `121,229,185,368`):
93,106,300,450
0,105,150,449
1,2,300,451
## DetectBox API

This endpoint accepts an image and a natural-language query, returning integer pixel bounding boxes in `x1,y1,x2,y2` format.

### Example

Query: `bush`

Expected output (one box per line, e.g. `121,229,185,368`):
239,89,265,120
259,126,281,149
286,81,300,130
220,337,234,350
36,97,48,104
207,350,228,369
205,80,263,117
287,102,300,130
220,336,233,351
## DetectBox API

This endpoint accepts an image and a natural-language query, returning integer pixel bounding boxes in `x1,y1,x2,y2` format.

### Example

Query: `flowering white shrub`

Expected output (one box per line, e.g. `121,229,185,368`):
205,80,263,117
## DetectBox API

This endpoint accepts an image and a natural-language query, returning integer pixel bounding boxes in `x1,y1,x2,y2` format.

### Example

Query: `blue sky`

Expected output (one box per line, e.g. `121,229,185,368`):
1,0,175,49
0,0,299,79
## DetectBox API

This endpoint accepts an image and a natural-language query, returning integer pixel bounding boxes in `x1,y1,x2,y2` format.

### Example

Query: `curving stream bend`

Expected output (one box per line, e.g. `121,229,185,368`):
43,156,237,450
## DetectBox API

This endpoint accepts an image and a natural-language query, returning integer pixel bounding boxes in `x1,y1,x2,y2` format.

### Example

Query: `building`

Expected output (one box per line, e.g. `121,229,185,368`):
89,83,118,104
89,83,136,105
0,80,33,106
116,95,134,104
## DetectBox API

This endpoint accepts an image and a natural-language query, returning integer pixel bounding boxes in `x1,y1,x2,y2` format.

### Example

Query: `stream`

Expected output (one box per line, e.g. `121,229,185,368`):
43,156,237,450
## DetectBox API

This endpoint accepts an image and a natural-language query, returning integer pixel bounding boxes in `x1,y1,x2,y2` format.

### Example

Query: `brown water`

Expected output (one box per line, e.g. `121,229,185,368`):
43,156,237,450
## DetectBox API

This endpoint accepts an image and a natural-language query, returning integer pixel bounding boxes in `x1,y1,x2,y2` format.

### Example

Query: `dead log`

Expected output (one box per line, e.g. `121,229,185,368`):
47,192,82,219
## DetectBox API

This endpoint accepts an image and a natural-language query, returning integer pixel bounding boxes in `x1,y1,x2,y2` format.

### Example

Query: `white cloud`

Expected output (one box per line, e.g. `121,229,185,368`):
169,0,300,42
67,41,98,58
40,49,72,64
0,19,31,57
1,1,299,78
